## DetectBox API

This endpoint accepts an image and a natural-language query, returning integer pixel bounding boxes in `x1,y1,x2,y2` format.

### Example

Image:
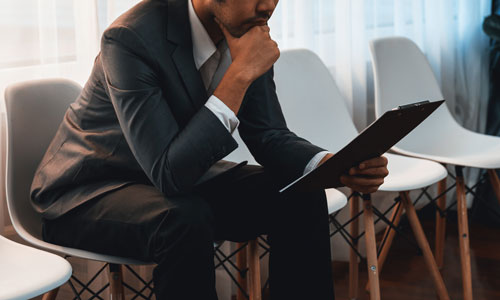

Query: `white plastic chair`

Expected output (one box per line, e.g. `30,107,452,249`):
273,49,450,300
4,79,151,299
0,234,71,300
4,79,267,300
370,37,500,300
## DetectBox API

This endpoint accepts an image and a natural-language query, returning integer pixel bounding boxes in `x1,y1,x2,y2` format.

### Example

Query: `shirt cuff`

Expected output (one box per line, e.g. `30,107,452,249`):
304,151,331,175
205,95,240,134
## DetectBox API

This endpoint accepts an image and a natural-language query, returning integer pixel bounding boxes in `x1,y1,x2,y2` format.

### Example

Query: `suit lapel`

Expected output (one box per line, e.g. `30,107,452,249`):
167,0,208,110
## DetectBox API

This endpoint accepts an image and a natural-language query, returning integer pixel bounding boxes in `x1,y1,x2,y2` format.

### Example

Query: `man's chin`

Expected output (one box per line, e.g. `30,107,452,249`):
231,23,266,38
227,28,247,38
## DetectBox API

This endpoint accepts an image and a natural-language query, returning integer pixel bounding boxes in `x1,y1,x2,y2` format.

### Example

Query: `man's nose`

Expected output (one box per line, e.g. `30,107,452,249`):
257,0,277,15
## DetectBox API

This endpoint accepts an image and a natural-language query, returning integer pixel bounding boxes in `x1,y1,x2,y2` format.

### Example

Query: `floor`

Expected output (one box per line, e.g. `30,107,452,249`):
330,211,500,300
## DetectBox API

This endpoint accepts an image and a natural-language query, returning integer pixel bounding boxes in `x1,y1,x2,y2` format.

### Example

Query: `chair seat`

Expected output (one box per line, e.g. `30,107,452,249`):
379,153,448,192
394,134,500,169
326,188,348,214
0,235,72,300
394,116,500,169
13,225,152,266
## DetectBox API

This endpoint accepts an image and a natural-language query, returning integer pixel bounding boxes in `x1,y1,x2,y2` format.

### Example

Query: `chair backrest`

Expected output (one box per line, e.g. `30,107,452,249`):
273,49,359,153
369,37,465,153
4,79,82,242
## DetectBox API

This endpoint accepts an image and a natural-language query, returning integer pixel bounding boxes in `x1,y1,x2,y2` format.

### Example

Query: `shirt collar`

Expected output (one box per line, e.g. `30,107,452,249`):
188,0,217,70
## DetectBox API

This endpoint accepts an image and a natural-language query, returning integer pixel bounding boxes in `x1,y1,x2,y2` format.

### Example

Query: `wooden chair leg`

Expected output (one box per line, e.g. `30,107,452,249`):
487,169,500,206
247,239,262,300
42,287,60,300
363,194,381,300
400,192,450,300
349,192,360,300
435,177,447,269
365,199,404,292
456,168,473,300
109,264,125,300
236,242,248,300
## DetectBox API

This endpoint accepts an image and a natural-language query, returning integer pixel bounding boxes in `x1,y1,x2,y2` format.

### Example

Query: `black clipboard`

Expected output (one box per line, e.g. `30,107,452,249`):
279,100,445,194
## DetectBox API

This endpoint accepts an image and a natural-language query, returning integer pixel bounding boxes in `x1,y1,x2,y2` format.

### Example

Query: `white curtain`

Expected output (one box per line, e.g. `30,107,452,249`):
0,0,139,112
0,0,491,130
269,0,492,133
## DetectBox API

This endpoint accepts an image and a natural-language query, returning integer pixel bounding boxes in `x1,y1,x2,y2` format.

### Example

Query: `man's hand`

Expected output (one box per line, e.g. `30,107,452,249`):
218,20,280,82
318,154,389,194
341,156,389,194
213,20,280,114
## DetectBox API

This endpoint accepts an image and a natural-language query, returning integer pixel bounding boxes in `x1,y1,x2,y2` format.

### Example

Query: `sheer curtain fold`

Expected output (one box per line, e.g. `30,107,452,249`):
271,0,491,135
0,0,492,131
0,0,138,111
73,0,100,80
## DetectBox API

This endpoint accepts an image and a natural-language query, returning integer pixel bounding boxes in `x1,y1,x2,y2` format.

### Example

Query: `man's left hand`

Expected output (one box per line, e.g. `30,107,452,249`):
340,156,389,194
318,154,389,194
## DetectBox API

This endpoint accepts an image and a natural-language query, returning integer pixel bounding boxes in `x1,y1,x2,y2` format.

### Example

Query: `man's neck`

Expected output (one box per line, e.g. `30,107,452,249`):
192,0,224,44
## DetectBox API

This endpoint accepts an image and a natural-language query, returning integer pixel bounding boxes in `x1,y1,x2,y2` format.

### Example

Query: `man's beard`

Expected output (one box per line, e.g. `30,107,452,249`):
222,13,271,38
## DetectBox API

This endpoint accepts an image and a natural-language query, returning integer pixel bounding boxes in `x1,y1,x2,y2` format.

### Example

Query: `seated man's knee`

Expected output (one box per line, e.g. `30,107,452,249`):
153,194,214,254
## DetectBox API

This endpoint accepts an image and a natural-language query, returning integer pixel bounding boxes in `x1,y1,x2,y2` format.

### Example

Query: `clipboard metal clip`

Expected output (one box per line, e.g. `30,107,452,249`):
397,100,431,110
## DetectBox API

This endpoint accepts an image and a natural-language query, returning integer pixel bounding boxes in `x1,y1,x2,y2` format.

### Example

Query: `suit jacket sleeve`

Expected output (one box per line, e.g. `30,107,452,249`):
238,67,326,182
100,25,237,196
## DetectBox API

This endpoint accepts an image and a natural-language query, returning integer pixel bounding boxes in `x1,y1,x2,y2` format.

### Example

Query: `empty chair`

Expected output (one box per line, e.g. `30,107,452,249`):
0,234,71,300
370,37,500,300
273,49,449,300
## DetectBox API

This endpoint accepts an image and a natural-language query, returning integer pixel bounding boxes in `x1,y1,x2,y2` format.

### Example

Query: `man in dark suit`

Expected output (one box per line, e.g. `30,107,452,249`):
31,0,389,299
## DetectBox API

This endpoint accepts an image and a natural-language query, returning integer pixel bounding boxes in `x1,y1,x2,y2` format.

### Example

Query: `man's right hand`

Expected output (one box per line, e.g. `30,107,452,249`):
219,22,280,82
213,21,280,114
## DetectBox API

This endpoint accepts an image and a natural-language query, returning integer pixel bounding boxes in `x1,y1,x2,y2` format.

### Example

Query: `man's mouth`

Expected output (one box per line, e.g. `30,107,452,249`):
253,20,268,26
244,15,270,26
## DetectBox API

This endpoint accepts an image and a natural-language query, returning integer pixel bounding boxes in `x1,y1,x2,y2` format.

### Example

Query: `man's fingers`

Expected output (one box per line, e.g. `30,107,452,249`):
358,156,388,170
342,156,388,193
340,175,384,194
260,25,271,33
351,185,380,194
340,178,380,194
349,166,389,177
341,175,384,187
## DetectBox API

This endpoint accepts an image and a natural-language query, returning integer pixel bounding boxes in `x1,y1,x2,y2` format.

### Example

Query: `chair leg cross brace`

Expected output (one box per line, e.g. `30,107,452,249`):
371,206,421,254
59,260,152,300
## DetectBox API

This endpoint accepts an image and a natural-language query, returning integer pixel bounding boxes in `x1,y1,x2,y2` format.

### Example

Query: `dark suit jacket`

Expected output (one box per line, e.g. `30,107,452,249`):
31,0,325,220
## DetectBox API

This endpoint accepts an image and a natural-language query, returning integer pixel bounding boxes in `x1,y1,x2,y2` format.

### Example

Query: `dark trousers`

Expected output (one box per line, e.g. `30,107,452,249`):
43,165,335,299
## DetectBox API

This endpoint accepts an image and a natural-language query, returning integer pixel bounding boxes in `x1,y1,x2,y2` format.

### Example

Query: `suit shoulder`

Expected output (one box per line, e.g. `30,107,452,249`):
103,0,169,44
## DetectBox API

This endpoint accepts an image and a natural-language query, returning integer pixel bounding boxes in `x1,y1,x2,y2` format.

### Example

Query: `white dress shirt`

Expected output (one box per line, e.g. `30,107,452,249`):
188,0,329,174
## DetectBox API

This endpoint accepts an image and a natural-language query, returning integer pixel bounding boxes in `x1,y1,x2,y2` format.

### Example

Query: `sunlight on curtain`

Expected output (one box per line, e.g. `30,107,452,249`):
0,0,140,112
270,0,492,133
0,0,491,132
0,0,97,112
